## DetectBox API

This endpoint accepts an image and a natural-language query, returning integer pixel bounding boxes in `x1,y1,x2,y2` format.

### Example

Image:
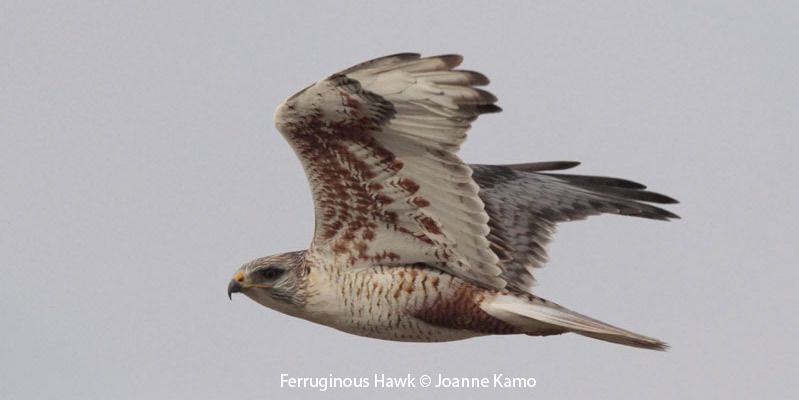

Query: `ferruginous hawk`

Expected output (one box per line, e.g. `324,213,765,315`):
227,53,678,350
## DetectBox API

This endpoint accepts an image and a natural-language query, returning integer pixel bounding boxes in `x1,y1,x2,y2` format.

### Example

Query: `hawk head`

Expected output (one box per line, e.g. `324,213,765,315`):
228,251,307,315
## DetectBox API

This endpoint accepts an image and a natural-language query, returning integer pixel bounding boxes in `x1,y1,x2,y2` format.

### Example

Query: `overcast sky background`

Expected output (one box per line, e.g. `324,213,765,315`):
2,1,797,399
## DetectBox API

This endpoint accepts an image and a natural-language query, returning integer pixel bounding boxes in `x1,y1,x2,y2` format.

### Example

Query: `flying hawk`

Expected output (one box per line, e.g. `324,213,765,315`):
227,53,678,350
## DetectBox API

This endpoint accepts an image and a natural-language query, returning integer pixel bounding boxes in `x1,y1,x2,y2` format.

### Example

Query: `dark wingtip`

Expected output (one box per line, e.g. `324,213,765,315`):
377,52,421,62
638,207,680,221
663,209,681,220
544,173,649,190
554,161,582,170
651,341,671,351
643,192,680,204
434,54,464,68
478,104,502,114
394,52,422,58
459,70,491,86
506,161,582,172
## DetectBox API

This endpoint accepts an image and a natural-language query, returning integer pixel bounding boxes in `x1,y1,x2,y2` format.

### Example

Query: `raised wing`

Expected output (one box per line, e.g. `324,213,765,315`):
472,162,679,292
274,53,505,289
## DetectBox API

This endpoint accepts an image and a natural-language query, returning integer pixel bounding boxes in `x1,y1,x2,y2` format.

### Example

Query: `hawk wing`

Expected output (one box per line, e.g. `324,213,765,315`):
471,162,679,292
274,53,506,289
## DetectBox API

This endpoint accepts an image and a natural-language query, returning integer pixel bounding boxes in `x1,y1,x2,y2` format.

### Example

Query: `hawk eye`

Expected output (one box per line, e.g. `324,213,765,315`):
258,267,285,281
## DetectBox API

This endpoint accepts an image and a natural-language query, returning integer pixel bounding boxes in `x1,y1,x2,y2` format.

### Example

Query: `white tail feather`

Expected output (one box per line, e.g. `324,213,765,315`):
481,294,668,350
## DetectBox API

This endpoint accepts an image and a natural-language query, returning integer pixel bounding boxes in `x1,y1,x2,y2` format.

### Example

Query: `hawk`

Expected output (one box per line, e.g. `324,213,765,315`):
227,53,678,350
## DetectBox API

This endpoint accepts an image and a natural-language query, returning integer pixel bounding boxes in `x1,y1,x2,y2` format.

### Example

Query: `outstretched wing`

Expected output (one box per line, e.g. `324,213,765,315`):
471,162,679,292
274,53,506,289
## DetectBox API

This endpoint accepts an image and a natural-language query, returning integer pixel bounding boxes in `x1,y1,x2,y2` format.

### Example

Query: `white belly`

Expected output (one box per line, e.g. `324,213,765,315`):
300,265,483,342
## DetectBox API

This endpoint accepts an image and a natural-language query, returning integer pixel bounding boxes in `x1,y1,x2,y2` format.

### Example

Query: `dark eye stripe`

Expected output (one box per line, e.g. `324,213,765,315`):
258,267,285,281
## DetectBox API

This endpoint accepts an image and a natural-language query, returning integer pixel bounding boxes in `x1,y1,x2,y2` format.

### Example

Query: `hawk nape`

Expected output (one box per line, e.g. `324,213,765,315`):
227,53,678,350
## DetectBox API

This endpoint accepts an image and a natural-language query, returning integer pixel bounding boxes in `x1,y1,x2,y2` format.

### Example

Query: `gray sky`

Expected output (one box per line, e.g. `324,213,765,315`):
2,1,797,399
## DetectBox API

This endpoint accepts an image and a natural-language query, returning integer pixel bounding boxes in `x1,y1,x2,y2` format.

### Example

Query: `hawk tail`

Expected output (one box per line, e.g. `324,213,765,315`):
481,293,668,350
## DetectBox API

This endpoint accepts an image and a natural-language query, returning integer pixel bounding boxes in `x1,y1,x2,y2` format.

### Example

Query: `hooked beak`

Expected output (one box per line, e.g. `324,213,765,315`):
227,270,274,300
228,270,245,300
227,279,242,300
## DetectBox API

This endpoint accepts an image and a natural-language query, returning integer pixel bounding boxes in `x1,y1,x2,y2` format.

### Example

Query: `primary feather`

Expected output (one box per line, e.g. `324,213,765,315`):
471,163,678,291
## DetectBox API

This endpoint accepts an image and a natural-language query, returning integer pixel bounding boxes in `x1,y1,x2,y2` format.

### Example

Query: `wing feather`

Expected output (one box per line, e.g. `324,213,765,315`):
275,54,505,289
471,163,678,292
